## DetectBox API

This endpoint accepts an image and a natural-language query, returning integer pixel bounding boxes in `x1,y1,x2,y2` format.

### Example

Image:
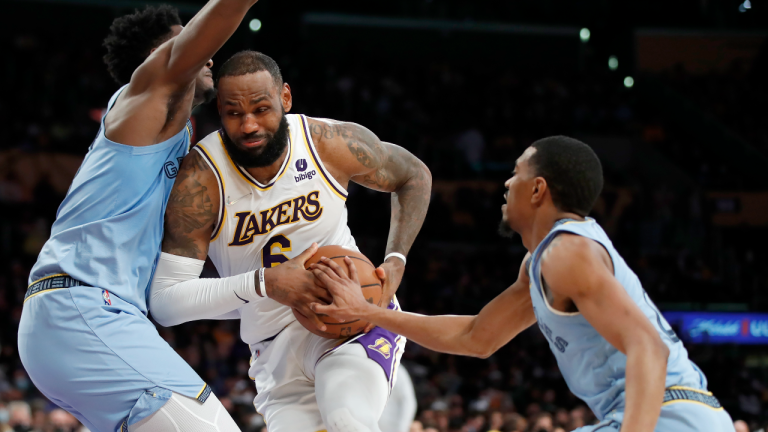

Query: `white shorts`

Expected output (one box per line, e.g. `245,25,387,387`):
249,305,405,431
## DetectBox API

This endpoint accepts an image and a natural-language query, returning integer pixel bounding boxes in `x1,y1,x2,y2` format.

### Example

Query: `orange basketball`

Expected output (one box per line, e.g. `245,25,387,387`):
293,245,383,338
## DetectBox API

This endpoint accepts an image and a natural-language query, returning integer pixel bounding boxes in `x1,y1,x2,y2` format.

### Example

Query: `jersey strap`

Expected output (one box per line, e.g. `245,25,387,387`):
297,115,348,200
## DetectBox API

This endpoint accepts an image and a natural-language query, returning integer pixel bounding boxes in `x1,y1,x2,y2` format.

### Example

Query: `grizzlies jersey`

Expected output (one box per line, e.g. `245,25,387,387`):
195,114,357,344
29,86,192,313
528,218,707,420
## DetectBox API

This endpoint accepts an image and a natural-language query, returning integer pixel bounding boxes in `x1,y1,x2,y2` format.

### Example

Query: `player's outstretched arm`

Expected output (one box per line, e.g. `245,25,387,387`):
132,0,258,92
308,118,432,305
311,254,536,358
107,0,259,146
540,234,669,432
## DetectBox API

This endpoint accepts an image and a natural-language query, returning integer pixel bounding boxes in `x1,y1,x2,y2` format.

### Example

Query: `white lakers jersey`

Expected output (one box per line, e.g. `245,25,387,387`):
194,114,357,344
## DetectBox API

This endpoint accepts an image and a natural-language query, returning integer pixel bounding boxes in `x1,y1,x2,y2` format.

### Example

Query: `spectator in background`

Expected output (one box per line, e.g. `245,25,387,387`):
7,402,31,432
528,412,553,432
49,409,79,432
734,420,750,432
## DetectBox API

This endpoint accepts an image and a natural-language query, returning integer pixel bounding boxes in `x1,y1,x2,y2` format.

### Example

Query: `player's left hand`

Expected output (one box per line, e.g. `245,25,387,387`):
310,257,373,321
362,259,405,332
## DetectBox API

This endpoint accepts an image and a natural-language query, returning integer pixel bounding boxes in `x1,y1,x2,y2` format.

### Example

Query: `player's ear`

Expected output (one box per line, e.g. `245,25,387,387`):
281,83,292,113
531,177,548,205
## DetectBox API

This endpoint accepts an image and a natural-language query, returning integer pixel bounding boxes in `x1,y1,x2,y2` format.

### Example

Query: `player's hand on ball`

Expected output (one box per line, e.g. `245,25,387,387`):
310,257,372,322
263,243,333,332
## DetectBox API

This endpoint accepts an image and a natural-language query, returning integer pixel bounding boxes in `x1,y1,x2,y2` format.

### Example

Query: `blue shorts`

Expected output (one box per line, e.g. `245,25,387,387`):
18,286,208,432
576,391,736,432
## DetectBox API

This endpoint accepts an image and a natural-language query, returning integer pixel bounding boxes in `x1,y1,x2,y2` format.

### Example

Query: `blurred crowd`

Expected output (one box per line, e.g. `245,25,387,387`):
1,14,767,432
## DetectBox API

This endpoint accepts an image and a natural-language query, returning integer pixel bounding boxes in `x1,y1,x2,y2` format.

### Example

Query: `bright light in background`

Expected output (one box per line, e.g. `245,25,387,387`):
739,0,751,12
608,56,619,71
249,18,262,32
579,28,591,43
624,76,635,88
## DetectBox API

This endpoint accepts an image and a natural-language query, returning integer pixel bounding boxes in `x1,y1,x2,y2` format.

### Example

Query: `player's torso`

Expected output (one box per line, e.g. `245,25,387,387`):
196,114,356,344
528,218,706,419
29,85,191,313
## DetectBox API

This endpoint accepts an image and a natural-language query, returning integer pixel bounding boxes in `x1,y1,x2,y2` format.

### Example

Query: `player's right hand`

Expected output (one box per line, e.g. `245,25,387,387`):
263,243,333,332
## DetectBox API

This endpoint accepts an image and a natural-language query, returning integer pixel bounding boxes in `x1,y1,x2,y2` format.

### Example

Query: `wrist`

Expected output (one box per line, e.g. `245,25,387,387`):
384,252,407,266
362,300,384,319
262,267,276,298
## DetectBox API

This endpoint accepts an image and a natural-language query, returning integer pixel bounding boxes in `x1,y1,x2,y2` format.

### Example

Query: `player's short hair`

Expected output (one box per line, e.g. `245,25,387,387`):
103,5,182,85
529,135,603,217
217,51,283,87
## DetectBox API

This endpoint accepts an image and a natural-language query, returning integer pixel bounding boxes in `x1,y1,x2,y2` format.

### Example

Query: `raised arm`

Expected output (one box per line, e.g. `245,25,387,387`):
106,0,258,146
311,254,536,358
308,118,432,304
540,234,669,432
136,0,257,91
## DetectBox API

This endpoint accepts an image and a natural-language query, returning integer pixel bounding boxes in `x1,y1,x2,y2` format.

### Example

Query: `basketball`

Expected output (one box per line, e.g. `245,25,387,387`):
293,245,383,338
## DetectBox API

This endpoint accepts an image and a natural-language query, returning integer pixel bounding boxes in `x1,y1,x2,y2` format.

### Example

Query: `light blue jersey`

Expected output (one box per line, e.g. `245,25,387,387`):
529,218,733,431
29,86,192,313
19,86,207,432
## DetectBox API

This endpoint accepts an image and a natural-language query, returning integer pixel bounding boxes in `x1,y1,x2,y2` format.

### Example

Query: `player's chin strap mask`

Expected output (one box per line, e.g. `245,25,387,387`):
149,252,263,327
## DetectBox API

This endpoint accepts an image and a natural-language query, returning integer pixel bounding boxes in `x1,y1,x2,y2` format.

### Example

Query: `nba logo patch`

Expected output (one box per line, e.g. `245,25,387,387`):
367,338,393,359
295,159,308,172
102,289,112,306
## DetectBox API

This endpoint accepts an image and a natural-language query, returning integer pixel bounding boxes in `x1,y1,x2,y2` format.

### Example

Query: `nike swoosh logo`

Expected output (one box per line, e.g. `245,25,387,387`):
227,192,252,206
235,293,249,304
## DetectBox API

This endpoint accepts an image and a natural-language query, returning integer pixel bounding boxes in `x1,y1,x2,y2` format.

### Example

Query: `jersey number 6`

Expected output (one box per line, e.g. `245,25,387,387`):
263,234,292,268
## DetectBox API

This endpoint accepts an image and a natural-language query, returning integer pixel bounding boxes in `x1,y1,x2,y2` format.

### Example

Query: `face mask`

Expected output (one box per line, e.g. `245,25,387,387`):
14,376,30,391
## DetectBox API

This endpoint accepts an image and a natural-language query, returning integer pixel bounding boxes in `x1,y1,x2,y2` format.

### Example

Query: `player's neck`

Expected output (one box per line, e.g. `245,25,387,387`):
527,209,584,252
244,145,289,184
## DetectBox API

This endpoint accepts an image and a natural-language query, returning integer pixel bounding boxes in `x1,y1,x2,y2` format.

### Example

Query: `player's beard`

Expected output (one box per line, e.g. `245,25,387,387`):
222,112,289,168
498,217,516,239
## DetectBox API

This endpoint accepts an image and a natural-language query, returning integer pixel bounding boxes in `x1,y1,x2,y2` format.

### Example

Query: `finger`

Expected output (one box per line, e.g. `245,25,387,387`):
311,268,335,287
311,286,333,304
363,322,375,333
345,257,360,284
316,261,343,282
299,305,327,331
311,303,344,321
375,267,387,284
322,257,348,279
294,242,319,265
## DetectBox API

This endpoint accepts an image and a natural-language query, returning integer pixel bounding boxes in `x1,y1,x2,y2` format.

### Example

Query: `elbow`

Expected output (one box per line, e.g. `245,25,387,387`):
468,342,499,359
150,310,175,328
419,160,432,188
148,296,177,328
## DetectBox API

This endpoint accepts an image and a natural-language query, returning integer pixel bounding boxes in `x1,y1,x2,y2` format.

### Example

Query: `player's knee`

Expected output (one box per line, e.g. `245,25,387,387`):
326,407,380,432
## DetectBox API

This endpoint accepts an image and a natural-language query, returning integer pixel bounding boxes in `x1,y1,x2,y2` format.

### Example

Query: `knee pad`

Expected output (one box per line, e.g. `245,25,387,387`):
326,407,374,432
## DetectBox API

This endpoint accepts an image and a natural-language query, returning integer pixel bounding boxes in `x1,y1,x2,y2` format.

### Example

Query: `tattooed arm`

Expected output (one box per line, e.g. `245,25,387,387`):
308,118,432,305
162,149,218,259
150,148,332,328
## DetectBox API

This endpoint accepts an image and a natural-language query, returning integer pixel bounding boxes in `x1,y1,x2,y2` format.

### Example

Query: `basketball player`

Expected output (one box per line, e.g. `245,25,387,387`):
148,51,432,432
11,3,321,432
312,136,736,432
379,366,418,432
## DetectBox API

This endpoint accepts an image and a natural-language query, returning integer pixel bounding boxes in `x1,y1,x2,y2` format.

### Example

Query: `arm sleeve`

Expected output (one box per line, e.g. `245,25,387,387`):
149,252,261,327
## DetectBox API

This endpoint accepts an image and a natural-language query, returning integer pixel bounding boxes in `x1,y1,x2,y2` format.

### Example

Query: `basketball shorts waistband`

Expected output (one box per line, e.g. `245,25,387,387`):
663,386,722,409
25,274,91,302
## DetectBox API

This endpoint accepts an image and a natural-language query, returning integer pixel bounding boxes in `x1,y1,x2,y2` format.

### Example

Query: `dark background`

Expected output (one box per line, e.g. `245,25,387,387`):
0,0,767,431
